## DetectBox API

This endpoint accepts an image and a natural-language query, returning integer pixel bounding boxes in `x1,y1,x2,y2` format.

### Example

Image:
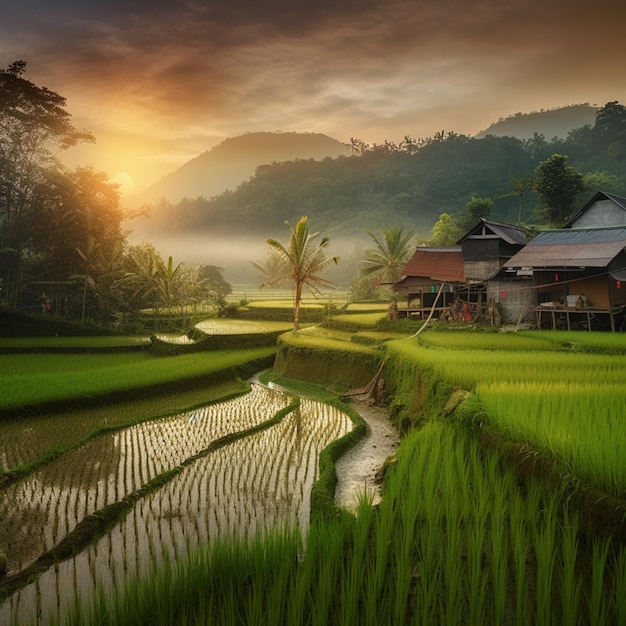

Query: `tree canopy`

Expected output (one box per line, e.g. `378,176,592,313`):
0,62,230,326
533,154,585,225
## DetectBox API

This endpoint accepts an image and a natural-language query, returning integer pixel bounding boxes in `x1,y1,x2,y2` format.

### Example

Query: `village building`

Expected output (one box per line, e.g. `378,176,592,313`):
393,191,626,330
502,191,626,331
393,219,533,324
566,190,626,228
392,247,464,319
457,218,534,325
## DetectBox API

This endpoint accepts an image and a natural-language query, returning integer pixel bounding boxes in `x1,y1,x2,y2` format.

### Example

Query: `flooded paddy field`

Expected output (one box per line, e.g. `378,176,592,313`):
0,382,393,625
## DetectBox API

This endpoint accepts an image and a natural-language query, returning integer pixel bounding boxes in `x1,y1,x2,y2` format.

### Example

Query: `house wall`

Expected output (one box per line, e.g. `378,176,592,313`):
534,272,567,304
487,280,536,324
464,259,500,281
609,281,626,306
462,239,499,261
571,200,626,228
570,276,609,307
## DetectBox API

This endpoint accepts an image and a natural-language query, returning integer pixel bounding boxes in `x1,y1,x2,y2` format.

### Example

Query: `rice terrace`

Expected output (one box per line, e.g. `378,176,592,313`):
0,297,625,626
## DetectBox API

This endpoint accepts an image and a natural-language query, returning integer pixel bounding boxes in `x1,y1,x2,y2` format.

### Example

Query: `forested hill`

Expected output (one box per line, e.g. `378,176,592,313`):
138,102,626,244
137,132,349,204
477,104,598,140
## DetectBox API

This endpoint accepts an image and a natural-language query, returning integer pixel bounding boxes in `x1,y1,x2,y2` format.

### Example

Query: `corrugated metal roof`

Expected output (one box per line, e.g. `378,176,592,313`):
505,227,626,269
402,247,465,282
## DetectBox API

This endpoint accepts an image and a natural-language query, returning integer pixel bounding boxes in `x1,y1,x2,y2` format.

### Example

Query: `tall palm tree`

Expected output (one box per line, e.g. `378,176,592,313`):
361,226,415,286
261,216,339,330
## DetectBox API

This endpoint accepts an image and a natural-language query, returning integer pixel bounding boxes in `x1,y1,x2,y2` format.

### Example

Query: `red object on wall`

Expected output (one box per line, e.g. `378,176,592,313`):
555,273,559,281
618,281,622,289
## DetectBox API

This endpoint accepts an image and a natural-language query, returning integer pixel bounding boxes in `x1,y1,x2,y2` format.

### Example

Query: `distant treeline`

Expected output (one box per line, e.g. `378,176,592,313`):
147,101,626,240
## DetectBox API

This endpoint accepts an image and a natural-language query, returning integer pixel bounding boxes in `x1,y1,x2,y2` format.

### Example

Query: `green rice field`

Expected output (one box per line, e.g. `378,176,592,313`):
2,324,626,624
0,348,275,410
387,330,626,498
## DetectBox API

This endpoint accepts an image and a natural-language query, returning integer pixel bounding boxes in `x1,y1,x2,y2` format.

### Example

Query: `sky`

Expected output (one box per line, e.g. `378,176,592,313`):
2,0,626,197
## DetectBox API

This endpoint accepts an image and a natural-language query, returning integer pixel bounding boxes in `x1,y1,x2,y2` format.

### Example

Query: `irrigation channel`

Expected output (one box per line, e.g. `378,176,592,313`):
0,378,398,625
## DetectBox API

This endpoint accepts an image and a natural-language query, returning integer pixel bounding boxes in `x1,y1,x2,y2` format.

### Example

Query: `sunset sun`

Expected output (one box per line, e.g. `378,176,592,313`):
111,171,136,197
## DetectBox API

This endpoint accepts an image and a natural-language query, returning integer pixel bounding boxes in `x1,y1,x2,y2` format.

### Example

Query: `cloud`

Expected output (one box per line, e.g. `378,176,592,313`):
2,0,626,187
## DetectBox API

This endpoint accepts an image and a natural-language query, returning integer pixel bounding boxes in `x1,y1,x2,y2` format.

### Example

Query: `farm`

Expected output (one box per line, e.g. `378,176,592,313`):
1,310,626,624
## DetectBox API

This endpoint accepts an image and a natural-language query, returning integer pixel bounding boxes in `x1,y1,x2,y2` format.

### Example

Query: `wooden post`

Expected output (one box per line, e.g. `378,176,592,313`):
515,293,529,332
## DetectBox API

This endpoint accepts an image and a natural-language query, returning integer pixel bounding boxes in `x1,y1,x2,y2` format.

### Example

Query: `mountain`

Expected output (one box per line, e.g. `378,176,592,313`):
476,104,598,140
136,131,349,204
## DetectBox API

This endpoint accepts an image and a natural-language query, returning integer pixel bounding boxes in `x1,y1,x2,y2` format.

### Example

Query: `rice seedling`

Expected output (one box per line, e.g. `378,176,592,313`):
329,312,386,327
1,387,354,623
284,328,376,354
4,325,626,625
386,335,626,496
0,385,292,577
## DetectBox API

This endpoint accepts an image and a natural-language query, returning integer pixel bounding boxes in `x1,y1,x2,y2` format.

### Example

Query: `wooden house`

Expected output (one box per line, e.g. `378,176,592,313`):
503,226,626,331
393,247,465,318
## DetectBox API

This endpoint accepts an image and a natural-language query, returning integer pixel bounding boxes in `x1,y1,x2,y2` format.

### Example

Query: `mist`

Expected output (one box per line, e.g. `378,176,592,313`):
127,230,368,291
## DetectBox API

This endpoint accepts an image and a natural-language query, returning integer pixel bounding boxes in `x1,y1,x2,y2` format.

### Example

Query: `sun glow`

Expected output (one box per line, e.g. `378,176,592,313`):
111,171,136,197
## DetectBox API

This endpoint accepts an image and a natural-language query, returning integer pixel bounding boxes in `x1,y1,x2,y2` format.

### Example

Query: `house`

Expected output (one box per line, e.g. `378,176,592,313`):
457,218,535,324
503,226,626,331
566,191,626,228
457,218,531,281
393,247,465,318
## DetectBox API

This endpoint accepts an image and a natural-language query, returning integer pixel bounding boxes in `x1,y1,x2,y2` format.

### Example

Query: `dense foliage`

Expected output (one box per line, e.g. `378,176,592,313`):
0,62,230,325
147,102,626,241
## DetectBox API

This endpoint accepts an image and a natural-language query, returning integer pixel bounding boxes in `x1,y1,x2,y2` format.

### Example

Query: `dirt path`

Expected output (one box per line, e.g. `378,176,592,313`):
334,400,399,511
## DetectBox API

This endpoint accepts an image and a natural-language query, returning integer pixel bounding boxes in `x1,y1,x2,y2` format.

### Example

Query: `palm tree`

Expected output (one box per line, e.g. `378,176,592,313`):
260,216,339,330
361,226,415,287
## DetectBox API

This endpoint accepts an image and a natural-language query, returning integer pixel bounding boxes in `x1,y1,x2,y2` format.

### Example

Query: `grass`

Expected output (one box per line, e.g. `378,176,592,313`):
0,347,276,410
329,312,386,326
0,336,151,349
285,328,375,354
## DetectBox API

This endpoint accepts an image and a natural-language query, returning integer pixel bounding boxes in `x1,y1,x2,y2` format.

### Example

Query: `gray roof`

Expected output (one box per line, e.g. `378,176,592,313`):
505,226,626,269
565,190,626,227
458,218,531,246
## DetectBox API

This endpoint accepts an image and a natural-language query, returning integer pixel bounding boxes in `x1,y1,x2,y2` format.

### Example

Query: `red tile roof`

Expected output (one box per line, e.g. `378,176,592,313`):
402,247,465,282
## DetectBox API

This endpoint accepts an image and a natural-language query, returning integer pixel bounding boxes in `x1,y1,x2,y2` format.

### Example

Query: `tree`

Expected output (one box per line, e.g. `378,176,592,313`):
428,213,463,247
0,61,94,306
459,195,493,230
509,176,533,225
592,101,626,172
533,154,585,225
360,227,414,287
260,216,339,330
34,167,126,322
